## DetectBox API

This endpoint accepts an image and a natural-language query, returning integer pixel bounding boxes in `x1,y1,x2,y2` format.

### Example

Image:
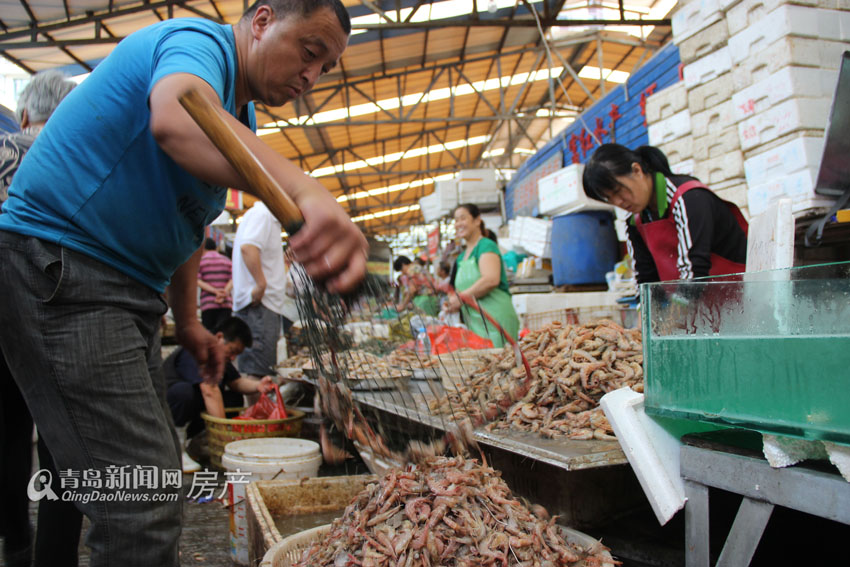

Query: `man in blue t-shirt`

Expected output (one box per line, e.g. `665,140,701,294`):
0,0,367,564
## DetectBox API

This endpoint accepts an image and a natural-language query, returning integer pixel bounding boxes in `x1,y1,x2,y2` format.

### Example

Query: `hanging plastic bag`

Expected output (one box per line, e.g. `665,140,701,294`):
428,325,494,354
235,383,288,420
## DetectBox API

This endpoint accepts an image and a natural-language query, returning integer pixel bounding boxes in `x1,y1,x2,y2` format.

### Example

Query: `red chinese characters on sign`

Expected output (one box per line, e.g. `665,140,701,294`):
639,82,658,126
593,117,608,142
568,134,580,164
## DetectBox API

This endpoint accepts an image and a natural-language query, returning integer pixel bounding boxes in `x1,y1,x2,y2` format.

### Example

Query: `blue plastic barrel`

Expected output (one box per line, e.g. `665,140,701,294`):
551,211,619,285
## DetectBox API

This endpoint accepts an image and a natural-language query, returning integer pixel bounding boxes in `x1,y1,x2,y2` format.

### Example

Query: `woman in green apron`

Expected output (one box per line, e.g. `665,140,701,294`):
394,255,439,316
446,204,519,347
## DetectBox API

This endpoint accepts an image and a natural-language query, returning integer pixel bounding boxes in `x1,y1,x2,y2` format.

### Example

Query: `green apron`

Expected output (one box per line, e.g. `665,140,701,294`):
455,255,519,348
412,294,439,316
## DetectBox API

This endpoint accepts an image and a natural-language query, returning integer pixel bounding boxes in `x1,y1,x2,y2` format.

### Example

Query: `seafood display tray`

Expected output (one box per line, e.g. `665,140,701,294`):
354,388,627,471
296,369,626,470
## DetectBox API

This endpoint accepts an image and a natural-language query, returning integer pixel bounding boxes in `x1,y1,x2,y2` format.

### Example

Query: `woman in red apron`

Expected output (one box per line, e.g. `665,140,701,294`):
582,144,748,283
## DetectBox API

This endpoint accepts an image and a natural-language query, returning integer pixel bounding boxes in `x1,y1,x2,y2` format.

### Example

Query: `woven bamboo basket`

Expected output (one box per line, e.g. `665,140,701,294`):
261,523,616,567
201,407,305,470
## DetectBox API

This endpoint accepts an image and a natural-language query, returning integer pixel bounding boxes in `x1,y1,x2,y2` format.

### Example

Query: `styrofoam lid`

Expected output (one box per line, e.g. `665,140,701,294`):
224,438,320,461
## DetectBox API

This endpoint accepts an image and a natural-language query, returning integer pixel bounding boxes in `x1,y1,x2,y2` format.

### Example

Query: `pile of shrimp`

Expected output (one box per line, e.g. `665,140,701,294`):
295,456,614,567
385,346,438,369
429,320,642,440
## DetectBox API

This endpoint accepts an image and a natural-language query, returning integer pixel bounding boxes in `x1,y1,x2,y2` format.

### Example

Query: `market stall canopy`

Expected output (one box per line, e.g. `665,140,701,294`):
0,0,673,235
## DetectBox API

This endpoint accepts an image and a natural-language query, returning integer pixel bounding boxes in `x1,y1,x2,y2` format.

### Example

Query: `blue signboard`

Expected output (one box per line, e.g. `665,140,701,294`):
506,42,681,219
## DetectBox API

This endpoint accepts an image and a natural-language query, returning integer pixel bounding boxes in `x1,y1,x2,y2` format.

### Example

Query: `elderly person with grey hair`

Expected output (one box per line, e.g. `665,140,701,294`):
0,69,76,567
0,70,75,204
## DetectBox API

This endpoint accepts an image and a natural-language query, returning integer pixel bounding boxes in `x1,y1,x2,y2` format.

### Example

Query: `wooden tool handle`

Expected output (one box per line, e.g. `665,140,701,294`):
178,88,304,235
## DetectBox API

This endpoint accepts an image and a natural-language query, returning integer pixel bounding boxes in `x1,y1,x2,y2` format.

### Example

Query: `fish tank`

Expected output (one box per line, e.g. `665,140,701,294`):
642,261,850,445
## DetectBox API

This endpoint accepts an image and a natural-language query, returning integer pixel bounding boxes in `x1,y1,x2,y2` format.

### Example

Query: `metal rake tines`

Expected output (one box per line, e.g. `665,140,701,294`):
290,268,544,469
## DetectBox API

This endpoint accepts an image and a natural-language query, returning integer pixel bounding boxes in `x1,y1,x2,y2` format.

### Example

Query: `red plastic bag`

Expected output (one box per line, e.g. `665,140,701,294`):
428,325,493,354
235,384,288,420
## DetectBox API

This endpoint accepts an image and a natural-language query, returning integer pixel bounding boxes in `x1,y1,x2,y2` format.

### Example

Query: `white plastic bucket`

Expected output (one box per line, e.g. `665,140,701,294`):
223,438,322,565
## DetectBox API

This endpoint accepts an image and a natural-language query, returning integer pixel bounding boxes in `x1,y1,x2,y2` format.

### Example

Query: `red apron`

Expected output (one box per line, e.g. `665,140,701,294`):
634,180,748,281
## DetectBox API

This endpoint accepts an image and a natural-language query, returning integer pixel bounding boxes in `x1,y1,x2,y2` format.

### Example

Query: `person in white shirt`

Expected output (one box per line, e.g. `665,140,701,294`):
232,201,288,377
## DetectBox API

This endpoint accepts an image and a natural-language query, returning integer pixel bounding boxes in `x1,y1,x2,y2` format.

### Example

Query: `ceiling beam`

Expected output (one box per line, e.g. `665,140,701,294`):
0,0,184,42
351,18,670,29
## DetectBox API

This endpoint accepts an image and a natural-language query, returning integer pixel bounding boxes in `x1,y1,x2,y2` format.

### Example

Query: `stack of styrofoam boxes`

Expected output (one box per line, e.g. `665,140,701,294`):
537,163,616,216
646,82,694,176
457,169,500,206
724,0,845,216
668,0,848,218
510,216,553,258
419,192,441,223
434,178,458,217
419,178,458,222
673,0,749,215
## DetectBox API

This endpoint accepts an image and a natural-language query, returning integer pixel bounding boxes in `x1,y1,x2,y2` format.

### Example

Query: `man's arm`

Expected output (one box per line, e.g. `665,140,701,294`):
230,375,274,395
169,246,224,383
199,382,225,419
240,244,266,306
148,74,367,293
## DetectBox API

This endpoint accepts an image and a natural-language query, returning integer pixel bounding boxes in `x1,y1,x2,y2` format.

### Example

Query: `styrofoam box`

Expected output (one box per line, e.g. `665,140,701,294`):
688,74,735,113
727,0,850,35
690,99,736,138
512,291,620,316
657,136,694,166
645,83,688,125
672,159,696,176
457,169,499,205
537,163,615,216
672,0,723,42
647,109,692,145
731,66,839,123
614,218,628,242
727,5,843,65
434,179,458,212
693,150,745,184
683,47,733,89
677,20,730,64
731,36,846,90
419,193,442,223
692,126,741,161
737,96,831,150
743,135,825,188
747,168,834,216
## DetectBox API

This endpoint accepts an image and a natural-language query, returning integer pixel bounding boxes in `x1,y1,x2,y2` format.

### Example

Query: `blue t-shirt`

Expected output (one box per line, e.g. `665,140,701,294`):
0,19,256,292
